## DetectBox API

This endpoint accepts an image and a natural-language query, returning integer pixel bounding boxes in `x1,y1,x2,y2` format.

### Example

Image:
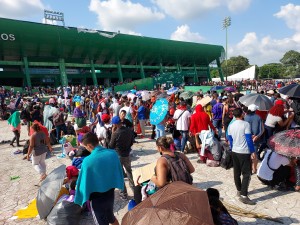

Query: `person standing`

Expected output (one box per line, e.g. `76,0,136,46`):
244,104,264,174
74,132,124,225
8,111,22,147
27,123,52,182
137,101,147,138
212,97,223,140
173,101,191,153
109,116,135,200
227,108,256,205
52,108,68,141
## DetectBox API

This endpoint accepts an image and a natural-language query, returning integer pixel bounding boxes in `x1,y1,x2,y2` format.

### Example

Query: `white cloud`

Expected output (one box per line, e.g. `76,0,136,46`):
170,25,205,43
0,0,44,19
153,0,252,20
89,0,165,34
229,4,300,66
274,3,300,32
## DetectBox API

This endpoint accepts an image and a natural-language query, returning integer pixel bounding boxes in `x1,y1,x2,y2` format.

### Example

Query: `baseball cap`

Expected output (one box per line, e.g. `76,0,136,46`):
101,114,111,123
222,96,228,100
248,104,259,111
267,90,274,95
111,116,121,125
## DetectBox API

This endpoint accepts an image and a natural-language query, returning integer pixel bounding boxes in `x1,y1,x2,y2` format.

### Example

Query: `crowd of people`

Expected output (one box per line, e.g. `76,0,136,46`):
3,80,300,224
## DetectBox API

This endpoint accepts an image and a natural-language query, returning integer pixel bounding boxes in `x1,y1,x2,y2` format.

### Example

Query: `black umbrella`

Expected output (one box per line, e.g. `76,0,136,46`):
239,93,273,111
279,83,300,98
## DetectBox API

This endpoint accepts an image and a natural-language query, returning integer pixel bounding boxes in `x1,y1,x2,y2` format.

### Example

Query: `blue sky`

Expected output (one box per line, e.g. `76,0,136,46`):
1,0,300,66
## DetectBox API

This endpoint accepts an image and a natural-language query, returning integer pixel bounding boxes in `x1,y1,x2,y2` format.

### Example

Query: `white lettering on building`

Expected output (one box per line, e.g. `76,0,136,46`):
0,33,15,41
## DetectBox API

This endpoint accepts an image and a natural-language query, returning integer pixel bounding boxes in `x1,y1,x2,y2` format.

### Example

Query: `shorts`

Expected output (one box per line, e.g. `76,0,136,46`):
90,189,116,225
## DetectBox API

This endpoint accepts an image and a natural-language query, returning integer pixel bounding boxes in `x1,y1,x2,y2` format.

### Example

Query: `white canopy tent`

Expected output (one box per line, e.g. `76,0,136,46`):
212,65,256,82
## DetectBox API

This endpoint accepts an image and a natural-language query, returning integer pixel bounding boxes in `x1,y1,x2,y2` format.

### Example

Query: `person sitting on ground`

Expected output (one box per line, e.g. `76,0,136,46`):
151,136,195,188
206,188,238,225
257,149,291,189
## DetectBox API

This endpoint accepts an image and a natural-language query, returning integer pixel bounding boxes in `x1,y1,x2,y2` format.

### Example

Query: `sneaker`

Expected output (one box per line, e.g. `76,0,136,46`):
239,196,256,205
236,191,241,197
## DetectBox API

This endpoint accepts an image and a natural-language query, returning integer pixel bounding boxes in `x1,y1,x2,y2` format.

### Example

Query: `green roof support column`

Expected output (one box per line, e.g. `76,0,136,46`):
23,57,31,88
207,66,212,81
59,58,68,87
140,62,145,79
90,60,98,86
54,76,59,87
193,64,199,83
216,58,224,82
159,62,164,75
177,64,181,72
117,60,123,83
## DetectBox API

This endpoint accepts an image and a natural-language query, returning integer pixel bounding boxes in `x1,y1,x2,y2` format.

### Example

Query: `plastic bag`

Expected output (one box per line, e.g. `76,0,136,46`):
47,200,81,225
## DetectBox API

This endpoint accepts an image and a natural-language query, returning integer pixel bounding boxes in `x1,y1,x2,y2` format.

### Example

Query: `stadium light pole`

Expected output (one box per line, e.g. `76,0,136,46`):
223,16,231,81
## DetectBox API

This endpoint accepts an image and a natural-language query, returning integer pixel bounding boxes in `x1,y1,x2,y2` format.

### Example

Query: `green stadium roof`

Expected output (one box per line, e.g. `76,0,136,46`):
0,18,224,67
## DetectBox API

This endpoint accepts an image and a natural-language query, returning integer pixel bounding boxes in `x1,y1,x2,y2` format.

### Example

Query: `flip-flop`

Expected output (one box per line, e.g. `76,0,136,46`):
13,150,22,154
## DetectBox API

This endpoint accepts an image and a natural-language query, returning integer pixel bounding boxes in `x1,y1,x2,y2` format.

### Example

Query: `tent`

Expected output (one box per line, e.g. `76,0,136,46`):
212,65,256,82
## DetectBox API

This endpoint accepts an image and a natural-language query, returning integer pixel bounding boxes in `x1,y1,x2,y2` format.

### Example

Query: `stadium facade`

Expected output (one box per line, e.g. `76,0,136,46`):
0,18,225,87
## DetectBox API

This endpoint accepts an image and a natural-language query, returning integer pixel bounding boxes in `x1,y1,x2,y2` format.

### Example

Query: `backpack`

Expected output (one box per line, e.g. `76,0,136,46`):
220,145,233,170
22,140,30,154
53,112,64,126
103,126,112,148
162,152,193,184
226,103,237,119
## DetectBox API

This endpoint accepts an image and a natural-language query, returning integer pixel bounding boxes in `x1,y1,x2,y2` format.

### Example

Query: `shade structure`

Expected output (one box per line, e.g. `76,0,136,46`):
279,83,300,98
179,91,195,100
150,98,168,125
167,87,179,95
268,129,300,158
239,93,273,111
37,165,66,219
122,181,214,225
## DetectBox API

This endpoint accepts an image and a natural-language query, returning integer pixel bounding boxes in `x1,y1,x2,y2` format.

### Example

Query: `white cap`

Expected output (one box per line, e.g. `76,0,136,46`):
222,96,228,100
267,90,274,95
248,104,259,111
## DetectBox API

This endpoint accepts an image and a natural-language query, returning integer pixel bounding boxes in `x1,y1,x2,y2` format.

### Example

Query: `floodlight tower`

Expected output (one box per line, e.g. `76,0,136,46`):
223,16,231,81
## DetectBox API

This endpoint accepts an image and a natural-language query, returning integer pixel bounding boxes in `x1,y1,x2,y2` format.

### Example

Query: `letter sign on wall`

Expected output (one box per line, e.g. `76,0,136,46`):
0,33,15,41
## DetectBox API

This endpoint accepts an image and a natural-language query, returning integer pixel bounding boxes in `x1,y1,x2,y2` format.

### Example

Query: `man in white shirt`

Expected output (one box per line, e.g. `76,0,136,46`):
96,114,112,148
173,101,191,152
257,149,290,188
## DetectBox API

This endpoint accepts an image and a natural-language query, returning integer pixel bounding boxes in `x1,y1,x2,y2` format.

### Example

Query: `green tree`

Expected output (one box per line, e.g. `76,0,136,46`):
210,68,219,78
221,55,250,78
280,50,300,78
258,63,284,79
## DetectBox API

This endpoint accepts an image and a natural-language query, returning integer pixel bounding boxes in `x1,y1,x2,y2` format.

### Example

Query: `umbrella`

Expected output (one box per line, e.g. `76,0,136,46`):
122,181,214,225
141,91,150,101
197,96,212,107
223,86,236,92
37,165,66,219
150,98,168,125
179,91,194,100
210,86,224,92
268,129,300,158
279,83,300,98
239,93,273,111
167,87,179,95
127,93,136,100
130,89,137,94
157,92,168,99
103,87,112,94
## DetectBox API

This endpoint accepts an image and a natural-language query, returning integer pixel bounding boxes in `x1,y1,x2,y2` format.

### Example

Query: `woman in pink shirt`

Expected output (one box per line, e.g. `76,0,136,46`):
8,111,22,147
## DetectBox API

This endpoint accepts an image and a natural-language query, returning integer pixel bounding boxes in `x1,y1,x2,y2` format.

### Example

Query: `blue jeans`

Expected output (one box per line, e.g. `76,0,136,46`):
180,130,188,152
155,124,165,139
56,124,67,141
212,120,222,139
